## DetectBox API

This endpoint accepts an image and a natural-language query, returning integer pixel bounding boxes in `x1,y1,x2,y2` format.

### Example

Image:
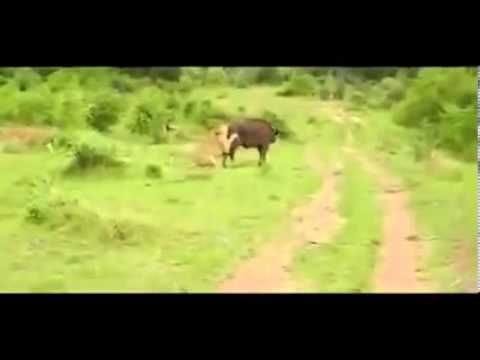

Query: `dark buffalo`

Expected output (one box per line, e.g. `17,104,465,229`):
222,118,279,167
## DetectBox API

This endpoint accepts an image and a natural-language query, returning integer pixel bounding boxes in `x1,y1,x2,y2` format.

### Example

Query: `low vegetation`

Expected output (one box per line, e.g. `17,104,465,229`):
0,66,475,292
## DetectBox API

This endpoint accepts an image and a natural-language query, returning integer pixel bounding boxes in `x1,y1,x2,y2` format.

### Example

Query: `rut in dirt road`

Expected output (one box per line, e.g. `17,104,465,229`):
344,147,430,293
217,156,344,293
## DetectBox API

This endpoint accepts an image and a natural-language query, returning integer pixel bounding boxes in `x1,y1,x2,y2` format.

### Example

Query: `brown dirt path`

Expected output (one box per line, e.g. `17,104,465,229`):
217,148,344,293
343,145,431,293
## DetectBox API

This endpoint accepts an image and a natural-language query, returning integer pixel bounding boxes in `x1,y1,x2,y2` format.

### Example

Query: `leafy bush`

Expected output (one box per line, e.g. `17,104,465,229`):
323,72,346,100
46,69,81,92
231,68,260,88
13,86,55,125
51,132,77,151
64,140,123,174
277,73,318,97
392,68,476,160
14,68,43,91
111,76,136,93
50,88,89,128
262,110,295,140
24,178,101,235
145,164,163,179
256,67,282,84
204,67,228,86
127,93,175,144
178,74,195,93
86,93,123,132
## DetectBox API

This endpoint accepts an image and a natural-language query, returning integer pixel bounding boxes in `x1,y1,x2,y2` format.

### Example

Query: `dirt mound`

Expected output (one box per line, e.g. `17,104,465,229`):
0,126,57,147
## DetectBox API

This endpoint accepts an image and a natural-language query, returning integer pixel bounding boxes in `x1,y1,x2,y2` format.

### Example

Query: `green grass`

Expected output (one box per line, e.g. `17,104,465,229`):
0,86,330,292
293,157,382,292
1,85,474,293
352,110,477,292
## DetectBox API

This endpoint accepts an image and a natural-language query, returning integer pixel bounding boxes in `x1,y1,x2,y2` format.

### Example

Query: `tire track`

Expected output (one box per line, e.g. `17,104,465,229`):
217,149,344,293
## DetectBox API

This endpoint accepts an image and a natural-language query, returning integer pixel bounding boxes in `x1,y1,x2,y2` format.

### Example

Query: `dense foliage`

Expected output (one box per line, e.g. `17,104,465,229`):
0,66,476,160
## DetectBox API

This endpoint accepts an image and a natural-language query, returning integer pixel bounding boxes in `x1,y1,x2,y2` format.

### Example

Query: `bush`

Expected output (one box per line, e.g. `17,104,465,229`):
127,93,175,144
65,140,123,174
256,67,282,84
111,76,135,93
204,67,228,86
13,86,55,126
182,98,230,129
177,74,195,93
24,178,101,234
86,93,123,132
277,73,318,97
145,164,163,179
323,72,346,100
46,69,81,92
50,88,89,128
262,110,295,140
393,68,476,160
231,68,261,88
14,68,43,91
51,132,77,151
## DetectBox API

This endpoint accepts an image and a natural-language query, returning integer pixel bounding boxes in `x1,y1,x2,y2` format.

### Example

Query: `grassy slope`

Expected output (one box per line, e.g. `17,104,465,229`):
0,86,333,292
352,110,477,292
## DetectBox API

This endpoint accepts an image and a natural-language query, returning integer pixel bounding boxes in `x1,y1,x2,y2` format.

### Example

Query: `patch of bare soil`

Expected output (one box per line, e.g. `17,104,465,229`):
0,126,57,147
217,149,344,293
452,241,477,293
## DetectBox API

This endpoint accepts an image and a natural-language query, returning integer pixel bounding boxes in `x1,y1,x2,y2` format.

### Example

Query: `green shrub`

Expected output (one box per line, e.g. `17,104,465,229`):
277,73,318,97
46,69,81,92
145,164,163,179
51,132,77,151
217,91,228,99
256,67,282,84
262,110,295,140
14,68,43,91
111,76,135,93
127,95,177,144
86,93,123,132
393,68,476,160
25,179,101,233
0,75,8,87
231,68,260,88
13,86,55,125
177,74,195,93
50,88,89,128
204,67,228,86
65,141,123,174
183,98,230,129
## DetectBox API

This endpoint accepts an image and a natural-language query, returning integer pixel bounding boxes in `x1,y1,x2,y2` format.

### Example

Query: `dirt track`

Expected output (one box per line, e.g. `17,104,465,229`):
218,105,432,293
217,150,343,293
343,146,431,293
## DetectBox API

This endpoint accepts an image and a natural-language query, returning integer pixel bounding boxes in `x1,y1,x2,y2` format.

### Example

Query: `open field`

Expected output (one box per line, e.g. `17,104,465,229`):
0,67,476,293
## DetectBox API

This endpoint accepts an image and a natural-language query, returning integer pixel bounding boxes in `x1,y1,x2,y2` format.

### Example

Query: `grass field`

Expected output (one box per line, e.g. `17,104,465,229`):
0,85,476,292
0,87,327,292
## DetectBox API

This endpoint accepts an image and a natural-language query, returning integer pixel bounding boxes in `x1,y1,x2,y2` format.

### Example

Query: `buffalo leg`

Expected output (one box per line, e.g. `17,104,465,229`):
257,145,268,166
222,153,229,168
229,143,239,163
